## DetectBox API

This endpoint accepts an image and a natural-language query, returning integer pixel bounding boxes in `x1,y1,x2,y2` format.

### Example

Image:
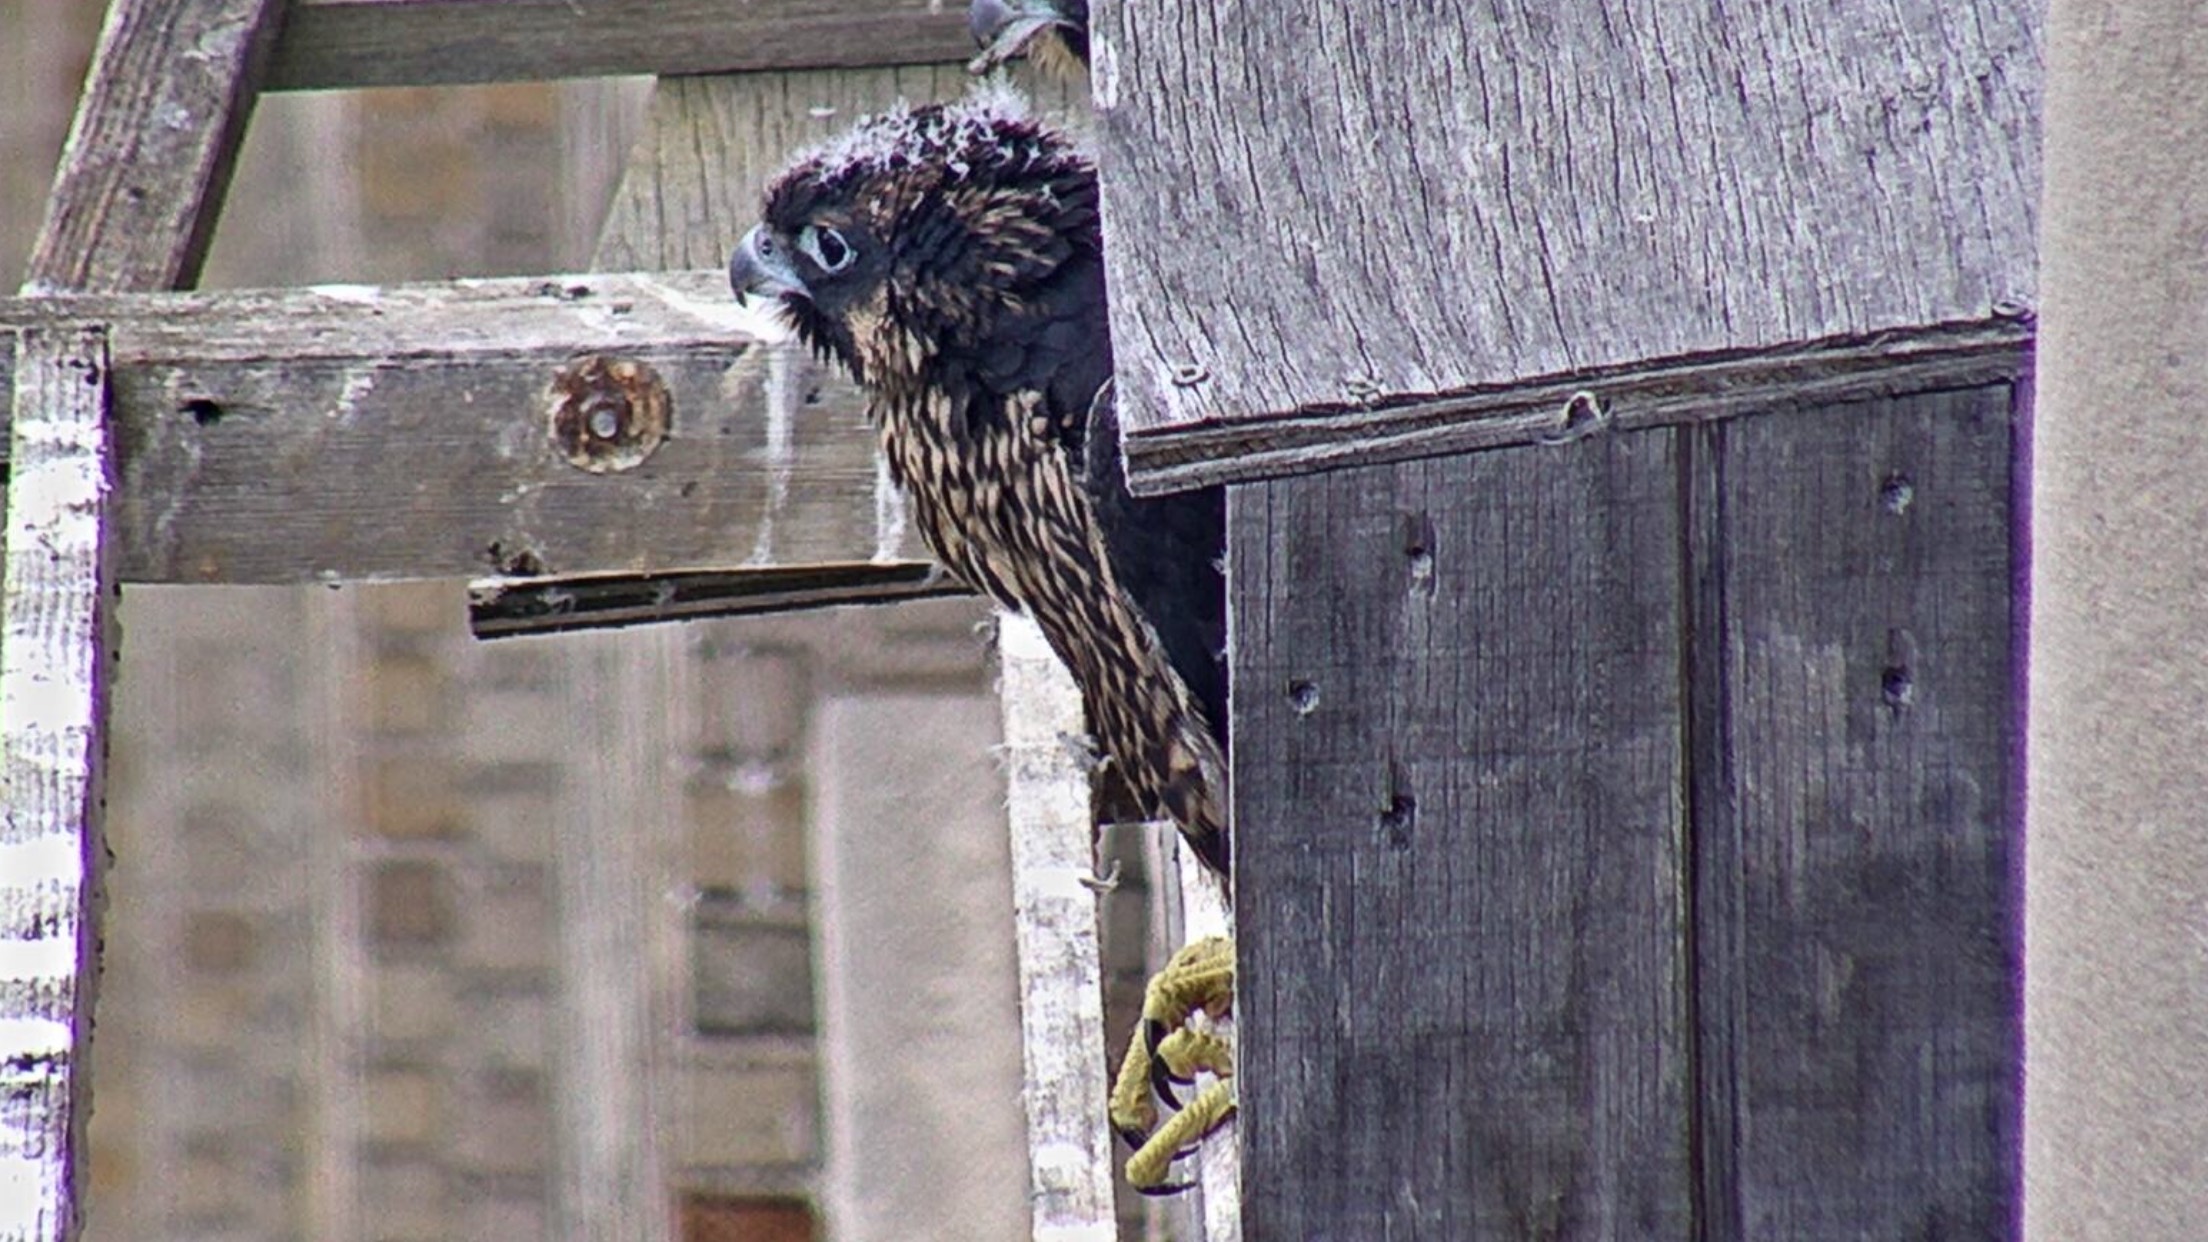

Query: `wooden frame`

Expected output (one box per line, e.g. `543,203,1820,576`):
1,4,1159,1240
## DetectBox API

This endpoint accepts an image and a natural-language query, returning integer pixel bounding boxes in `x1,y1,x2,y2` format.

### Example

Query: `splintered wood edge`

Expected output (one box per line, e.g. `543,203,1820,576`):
1121,317,2034,497
465,562,967,639
996,615,1121,1240
0,327,115,1242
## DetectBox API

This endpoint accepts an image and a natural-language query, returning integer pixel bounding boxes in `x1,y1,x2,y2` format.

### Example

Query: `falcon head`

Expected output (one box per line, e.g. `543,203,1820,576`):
728,88,1102,399
967,0,1089,76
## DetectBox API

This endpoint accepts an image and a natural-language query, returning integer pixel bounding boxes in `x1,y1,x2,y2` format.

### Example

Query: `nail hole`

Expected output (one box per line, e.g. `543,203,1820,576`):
181,398,224,426
1400,512,1436,589
1880,473,1914,515
1881,665,1914,710
1377,793,1416,848
1286,679,1320,715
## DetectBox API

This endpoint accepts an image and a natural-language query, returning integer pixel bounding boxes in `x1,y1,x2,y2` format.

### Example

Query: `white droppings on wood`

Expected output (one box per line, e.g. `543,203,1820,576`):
0,272,920,585
1,327,113,1242
634,274,768,336
872,453,908,563
996,614,1120,1241
746,344,797,566
305,282,382,304
331,362,377,422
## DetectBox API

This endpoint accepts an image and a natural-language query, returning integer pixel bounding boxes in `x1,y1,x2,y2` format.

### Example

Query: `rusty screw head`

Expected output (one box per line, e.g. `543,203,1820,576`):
548,355,670,473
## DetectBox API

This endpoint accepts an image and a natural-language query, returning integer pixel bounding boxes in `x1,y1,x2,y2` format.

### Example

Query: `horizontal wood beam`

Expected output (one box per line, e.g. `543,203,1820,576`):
467,562,969,639
0,269,930,585
1123,316,2033,495
266,0,975,91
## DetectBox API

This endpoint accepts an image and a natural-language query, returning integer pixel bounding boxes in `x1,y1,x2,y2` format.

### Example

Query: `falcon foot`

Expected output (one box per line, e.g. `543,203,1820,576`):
1110,934,1236,1194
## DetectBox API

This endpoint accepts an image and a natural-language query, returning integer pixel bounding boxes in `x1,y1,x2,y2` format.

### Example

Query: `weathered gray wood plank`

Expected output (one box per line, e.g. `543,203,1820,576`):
266,0,975,91
23,0,287,293
995,616,1119,1237
1122,317,2031,497
0,328,114,1242
593,65,1087,275
1231,435,1691,1238
1692,387,2019,1237
0,271,927,583
1095,0,2040,482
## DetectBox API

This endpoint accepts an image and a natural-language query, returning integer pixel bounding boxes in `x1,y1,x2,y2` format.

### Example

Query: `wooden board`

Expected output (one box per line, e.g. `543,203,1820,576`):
1689,386,2019,1237
1093,0,2040,485
996,617,1119,1238
0,328,114,1242
267,0,976,91
1230,434,1692,1238
0,272,927,583
23,0,287,293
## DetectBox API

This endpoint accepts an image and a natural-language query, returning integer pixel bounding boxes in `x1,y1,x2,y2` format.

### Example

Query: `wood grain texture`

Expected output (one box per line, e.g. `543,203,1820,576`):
551,630,679,1242
0,271,929,583
23,0,286,293
592,65,1087,275
266,0,976,91
1094,0,2040,472
1121,317,2031,497
996,616,1120,1238
1690,387,2018,1238
0,328,114,1242
1231,435,1692,1239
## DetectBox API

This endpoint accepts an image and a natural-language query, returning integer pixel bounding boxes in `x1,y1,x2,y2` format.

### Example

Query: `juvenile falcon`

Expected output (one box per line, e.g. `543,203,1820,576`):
728,88,1233,1190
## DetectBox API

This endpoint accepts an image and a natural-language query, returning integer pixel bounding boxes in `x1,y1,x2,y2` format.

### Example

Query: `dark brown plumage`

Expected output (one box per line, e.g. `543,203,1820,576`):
728,90,1229,874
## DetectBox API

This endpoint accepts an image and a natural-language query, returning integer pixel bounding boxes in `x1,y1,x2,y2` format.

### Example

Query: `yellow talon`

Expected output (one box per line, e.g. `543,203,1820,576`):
1109,935,1236,1193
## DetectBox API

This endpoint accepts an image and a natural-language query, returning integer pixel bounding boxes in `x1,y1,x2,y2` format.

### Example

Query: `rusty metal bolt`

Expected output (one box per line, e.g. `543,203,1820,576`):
547,355,670,473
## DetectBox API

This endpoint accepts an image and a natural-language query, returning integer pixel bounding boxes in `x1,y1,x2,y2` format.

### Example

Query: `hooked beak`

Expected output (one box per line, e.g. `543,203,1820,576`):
729,224,808,306
966,0,1071,74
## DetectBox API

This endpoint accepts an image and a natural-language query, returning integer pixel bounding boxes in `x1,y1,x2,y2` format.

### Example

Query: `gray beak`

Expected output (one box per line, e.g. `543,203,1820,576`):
967,0,1060,73
729,225,808,306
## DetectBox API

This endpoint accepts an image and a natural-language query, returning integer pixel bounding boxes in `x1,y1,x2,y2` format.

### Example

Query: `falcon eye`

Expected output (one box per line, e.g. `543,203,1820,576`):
799,224,854,274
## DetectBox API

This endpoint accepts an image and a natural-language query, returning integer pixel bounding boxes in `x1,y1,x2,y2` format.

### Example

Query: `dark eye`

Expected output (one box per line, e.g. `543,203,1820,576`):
799,224,853,274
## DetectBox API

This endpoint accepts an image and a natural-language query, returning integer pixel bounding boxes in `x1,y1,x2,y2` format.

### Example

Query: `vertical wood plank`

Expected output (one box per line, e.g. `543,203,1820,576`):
552,631,679,1242
998,615,1119,1241
1230,435,1693,1239
0,327,114,1242
1696,388,2019,1237
23,0,288,294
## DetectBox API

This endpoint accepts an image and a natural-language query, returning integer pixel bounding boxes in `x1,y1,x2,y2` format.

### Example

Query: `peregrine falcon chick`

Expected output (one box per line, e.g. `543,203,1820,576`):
728,88,1229,879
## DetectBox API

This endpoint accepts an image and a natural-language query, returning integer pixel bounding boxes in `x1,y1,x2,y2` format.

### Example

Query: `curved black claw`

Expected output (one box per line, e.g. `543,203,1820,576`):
1144,1017,1187,1107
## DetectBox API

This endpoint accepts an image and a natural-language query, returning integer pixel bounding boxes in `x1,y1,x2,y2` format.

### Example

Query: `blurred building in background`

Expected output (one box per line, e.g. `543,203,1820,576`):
0,6,1140,1239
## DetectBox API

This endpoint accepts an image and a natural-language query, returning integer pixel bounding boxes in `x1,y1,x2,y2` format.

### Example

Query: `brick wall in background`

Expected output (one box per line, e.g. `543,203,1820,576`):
0,26,874,1237
5,22,1071,1237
